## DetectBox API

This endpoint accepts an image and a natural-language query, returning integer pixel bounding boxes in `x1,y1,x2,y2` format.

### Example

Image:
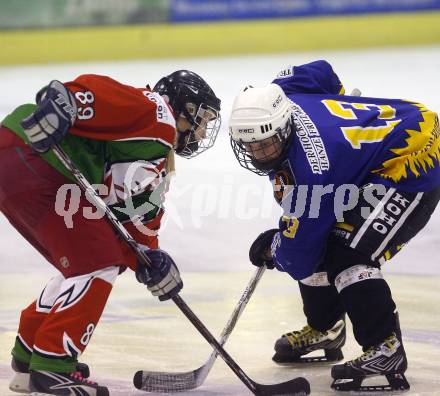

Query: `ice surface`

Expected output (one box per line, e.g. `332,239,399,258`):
1,45,440,395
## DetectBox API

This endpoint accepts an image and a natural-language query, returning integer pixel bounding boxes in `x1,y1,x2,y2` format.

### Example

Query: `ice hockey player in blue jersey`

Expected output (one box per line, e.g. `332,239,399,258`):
228,60,440,392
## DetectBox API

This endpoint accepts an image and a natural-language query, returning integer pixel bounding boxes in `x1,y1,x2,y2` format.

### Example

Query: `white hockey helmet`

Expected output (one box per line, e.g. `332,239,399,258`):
229,84,293,175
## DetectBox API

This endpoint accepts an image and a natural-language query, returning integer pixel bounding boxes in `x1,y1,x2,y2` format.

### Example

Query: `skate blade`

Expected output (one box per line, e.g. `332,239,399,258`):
30,393,53,396
333,389,409,396
273,356,336,365
273,348,343,365
9,372,31,394
331,373,410,393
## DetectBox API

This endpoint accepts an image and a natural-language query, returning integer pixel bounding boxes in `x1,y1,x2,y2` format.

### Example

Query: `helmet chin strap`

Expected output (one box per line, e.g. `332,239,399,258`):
175,106,200,156
250,123,295,173
175,129,199,156
250,155,288,174
175,129,190,154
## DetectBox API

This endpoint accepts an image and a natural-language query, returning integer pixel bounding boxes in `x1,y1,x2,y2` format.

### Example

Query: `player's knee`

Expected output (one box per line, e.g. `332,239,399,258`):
299,271,331,287
325,241,376,285
333,264,383,293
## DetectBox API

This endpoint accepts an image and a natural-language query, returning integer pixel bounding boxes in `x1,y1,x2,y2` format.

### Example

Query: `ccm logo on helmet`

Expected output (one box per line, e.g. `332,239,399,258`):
272,94,283,108
238,128,255,133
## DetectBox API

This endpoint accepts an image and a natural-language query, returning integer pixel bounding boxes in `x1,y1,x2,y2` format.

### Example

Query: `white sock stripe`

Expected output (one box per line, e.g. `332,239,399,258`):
371,192,424,261
33,345,68,357
350,188,396,249
17,333,33,353
335,265,383,293
299,272,330,287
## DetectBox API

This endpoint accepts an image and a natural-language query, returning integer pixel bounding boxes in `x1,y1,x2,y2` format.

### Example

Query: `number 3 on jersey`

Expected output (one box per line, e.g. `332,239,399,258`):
75,91,95,120
282,215,299,238
322,99,401,149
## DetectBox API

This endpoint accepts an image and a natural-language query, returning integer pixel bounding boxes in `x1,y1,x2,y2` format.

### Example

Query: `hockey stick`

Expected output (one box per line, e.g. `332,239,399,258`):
134,265,266,392
52,144,310,396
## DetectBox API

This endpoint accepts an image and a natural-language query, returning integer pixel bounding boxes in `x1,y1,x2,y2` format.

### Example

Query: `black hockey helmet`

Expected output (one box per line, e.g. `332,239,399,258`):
153,70,221,158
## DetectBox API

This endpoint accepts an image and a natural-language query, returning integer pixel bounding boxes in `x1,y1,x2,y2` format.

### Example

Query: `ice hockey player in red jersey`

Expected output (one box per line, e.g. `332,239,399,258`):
229,60,440,392
0,71,221,396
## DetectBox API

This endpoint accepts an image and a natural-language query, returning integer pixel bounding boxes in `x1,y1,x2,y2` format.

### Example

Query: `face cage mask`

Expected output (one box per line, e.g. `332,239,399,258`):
230,117,294,176
176,104,221,158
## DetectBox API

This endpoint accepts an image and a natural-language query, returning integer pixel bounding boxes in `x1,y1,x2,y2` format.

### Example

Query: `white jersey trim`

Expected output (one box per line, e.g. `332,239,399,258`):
371,192,424,260
349,188,396,249
114,136,173,148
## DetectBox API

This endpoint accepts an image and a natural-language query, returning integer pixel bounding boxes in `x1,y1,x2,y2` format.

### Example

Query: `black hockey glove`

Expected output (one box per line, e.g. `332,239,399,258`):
249,229,279,269
136,248,183,301
20,80,77,153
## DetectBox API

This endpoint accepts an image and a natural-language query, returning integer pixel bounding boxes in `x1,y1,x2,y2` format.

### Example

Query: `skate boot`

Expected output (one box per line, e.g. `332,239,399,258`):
273,318,345,363
331,332,410,392
9,357,90,394
30,369,109,396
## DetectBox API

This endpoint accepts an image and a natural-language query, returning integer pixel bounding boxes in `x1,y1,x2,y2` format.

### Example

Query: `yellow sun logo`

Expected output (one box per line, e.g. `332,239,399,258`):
373,102,440,182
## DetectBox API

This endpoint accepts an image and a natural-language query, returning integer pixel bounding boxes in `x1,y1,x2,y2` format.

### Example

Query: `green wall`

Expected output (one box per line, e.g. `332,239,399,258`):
1,11,440,65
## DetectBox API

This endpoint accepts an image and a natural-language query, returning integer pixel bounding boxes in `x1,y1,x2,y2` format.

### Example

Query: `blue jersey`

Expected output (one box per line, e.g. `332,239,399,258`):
270,60,440,280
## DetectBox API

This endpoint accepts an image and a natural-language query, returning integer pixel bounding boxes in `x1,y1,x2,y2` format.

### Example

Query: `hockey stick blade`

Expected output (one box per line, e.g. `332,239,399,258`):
133,370,310,395
133,369,200,393
134,267,266,392
254,376,311,396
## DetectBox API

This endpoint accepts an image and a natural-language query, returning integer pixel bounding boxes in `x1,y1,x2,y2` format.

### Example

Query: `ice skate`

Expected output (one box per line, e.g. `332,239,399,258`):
29,369,108,396
331,332,410,392
9,357,90,394
273,318,345,363
9,357,31,394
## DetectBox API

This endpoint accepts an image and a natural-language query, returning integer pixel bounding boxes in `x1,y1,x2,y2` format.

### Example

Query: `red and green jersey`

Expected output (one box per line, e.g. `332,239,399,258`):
1,74,176,247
